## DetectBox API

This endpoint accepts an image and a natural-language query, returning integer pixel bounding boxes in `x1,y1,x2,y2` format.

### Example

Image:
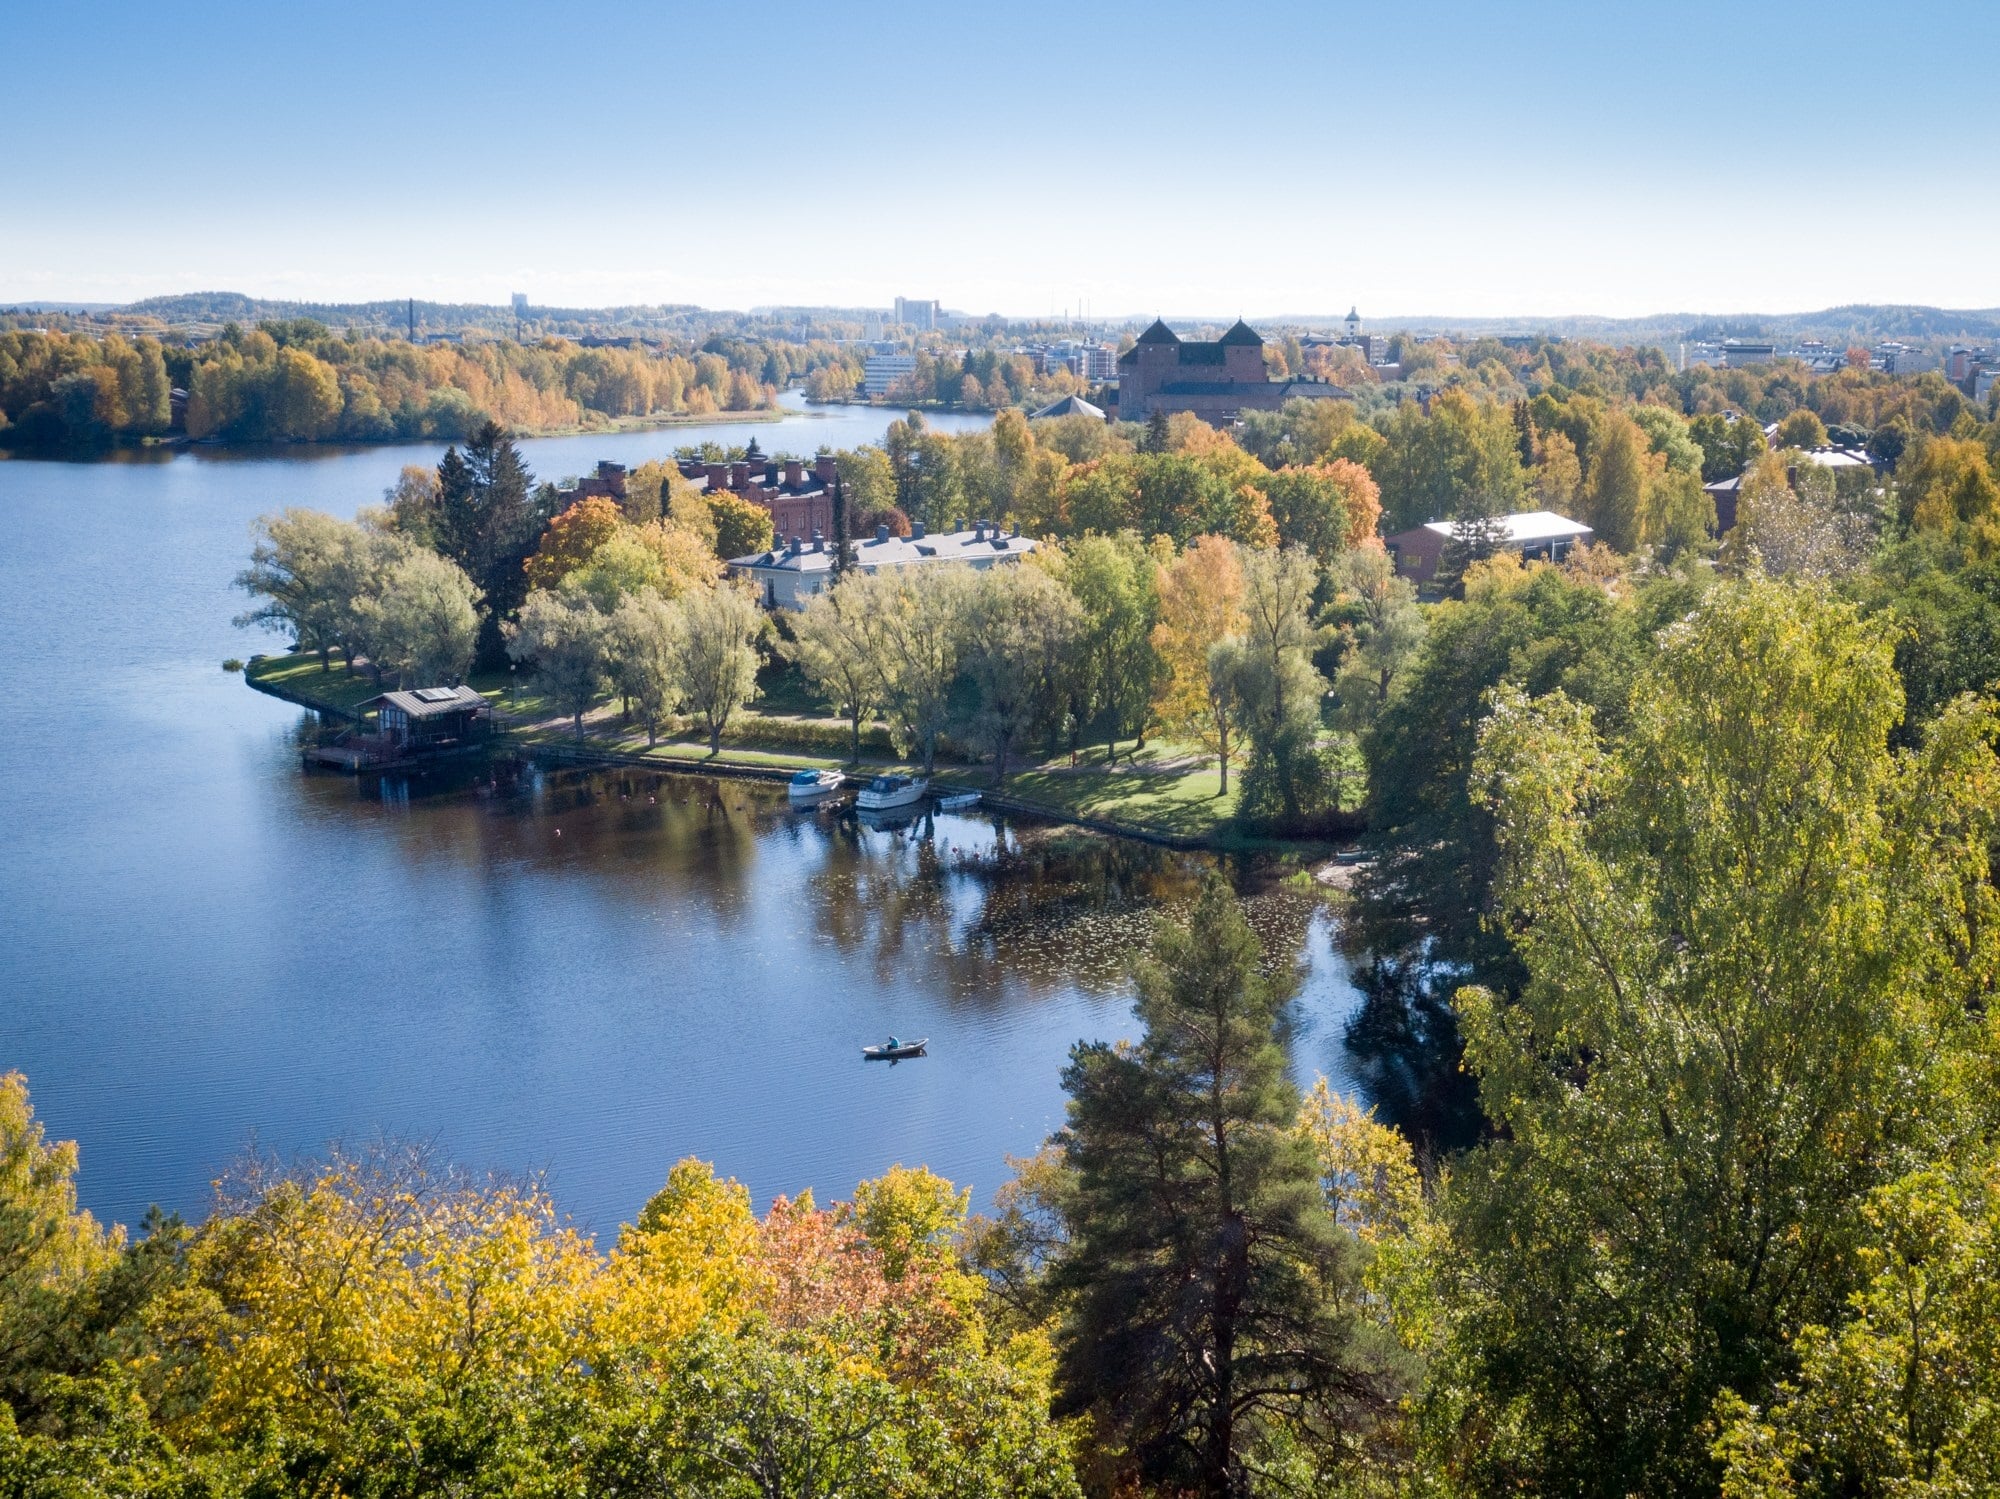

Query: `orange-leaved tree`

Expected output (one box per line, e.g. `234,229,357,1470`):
1152,535,1249,792
524,496,624,591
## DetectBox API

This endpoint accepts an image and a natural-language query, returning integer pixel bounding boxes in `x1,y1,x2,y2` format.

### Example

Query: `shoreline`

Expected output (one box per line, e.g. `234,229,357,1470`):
244,654,1356,853
0,405,792,462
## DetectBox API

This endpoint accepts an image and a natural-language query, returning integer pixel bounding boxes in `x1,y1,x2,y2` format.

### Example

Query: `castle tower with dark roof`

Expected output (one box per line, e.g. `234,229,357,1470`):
1115,318,1346,422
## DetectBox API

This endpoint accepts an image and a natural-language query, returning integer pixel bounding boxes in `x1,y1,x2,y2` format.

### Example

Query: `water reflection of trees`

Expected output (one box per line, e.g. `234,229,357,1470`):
805,823,1325,1014
808,821,1201,1002
288,759,772,926
288,758,1346,1066
1334,853,1487,1155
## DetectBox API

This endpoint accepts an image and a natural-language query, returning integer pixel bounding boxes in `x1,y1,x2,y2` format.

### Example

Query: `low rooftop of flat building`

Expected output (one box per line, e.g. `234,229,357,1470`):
1403,510,1594,545
729,521,1038,574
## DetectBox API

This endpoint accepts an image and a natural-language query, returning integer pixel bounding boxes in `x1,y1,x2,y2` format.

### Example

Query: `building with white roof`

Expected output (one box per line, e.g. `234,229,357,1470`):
727,520,1040,609
1383,510,1594,585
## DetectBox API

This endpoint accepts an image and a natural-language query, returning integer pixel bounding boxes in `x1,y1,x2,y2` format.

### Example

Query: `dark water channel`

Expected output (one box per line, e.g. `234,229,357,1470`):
0,406,1366,1239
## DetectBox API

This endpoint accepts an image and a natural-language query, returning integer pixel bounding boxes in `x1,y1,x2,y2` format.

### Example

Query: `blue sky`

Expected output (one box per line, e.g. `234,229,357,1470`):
5,0,1996,318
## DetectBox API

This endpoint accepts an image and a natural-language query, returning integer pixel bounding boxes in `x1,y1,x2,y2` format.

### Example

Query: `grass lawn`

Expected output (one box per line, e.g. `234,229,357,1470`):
245,654,1341,846
244,653,387,716
1002,742,1242,841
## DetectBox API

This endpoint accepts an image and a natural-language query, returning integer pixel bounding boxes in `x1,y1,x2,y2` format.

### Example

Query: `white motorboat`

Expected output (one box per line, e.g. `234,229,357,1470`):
788,768,845,803
856,773,928,810
935,790,981,811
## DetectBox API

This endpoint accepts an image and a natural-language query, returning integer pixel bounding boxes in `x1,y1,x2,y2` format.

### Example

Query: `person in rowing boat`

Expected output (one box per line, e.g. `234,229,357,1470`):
886,1035,899,1050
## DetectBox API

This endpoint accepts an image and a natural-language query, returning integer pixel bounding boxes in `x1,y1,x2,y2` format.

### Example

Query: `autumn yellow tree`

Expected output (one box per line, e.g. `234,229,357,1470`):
1899,434,2000,551
145,1144,600,1489
1152,536,1249,791
0,1072,118,1408
524,496,625,590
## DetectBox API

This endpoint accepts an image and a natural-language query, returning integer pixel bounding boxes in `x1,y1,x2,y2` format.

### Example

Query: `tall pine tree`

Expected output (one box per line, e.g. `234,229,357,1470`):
433,421,552,668
1051,877,1408,1496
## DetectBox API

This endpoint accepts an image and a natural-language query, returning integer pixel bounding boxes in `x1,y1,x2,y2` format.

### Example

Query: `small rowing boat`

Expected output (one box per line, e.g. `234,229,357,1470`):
935,790,981,811
861,1036,928,1060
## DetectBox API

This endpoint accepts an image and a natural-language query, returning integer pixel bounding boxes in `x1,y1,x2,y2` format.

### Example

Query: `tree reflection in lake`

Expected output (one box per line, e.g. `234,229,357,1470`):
246,748,1371,1223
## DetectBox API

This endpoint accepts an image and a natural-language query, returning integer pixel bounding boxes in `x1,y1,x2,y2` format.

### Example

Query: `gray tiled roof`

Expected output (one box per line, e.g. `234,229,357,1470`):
728,527,1040,575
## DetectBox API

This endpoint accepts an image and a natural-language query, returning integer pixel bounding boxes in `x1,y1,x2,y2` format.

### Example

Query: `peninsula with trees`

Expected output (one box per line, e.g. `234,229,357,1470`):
8,300,2000,1494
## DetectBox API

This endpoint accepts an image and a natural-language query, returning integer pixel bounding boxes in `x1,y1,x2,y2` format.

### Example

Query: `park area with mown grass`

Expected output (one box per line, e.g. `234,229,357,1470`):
243,650,1367,846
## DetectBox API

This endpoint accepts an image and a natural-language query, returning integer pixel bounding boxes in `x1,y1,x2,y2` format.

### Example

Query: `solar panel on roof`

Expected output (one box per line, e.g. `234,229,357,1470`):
414,687,460,702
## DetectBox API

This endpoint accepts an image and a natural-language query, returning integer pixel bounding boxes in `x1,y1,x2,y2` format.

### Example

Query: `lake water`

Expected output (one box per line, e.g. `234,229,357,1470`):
0,399,1364,1239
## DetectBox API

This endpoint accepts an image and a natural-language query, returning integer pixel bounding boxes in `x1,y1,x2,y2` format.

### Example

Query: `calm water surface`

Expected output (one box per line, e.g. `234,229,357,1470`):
0,401,1363,1238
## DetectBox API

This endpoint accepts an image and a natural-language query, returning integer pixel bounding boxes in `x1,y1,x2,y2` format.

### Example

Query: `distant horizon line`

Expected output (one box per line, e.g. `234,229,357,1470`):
7,291,2000,332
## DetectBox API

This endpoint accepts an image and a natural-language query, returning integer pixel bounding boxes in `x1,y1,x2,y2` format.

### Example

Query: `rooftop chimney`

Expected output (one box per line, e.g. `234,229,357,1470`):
812,531,824,552
911,520,926,539
875,523,890,543
788,535,801,556
813,455,837,483
783,459,803,487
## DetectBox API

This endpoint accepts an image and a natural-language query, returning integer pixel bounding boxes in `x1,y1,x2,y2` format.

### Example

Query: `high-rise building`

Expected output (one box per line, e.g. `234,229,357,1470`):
893,297,939,331
511,292,529,316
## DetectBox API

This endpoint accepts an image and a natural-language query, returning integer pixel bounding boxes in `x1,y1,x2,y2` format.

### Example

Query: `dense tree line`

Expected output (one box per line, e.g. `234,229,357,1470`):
235,426,778,706
0,1073,1082,1497
0,322,782,450
213,371,2000,1495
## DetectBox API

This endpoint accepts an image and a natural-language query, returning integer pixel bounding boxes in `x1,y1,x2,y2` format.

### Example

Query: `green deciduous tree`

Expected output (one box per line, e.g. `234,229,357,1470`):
607,589,684,745
960,563,1083,784
1714,1152,2000,1498
784,581,882,764
1372,387,1527,533
0,1073,117,1413
1772,407,1831,450
1047,532,1160,762
1419,577,2000,1498
1583,409,1650,552
351,546,481,687
1260,460,1383,572
507,587,610,738
1689,411,1769,484
234,507,369,671
708,489,777,559
862,566,976,774
1234,546,1328,823
674,582,764,754
1327,544,1425,734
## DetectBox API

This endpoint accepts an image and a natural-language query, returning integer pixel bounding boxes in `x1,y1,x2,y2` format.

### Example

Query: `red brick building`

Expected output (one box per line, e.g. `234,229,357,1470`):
677,439,839,541
1115,318,1348,423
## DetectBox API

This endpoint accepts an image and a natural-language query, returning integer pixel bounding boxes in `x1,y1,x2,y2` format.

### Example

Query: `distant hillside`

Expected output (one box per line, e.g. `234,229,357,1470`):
120,291,709,336
25,293,2000,351
1260,303,2000,346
